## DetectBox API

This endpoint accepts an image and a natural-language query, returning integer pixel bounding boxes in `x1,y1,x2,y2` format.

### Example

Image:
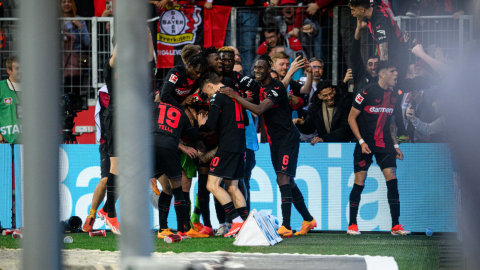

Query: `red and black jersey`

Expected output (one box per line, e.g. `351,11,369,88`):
199,87,248,153
260,79,300,146
367,4,407,61
153,102,199,150
160,65,199,111
353,83,402,153
228,71,261,103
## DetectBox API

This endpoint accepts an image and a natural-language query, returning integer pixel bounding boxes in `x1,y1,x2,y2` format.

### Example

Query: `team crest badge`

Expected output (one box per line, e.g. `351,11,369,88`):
4,98,12,105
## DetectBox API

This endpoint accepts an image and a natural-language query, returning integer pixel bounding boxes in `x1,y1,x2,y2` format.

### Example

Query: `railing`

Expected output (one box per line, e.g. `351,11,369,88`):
0,17,114,100
0,9,472,101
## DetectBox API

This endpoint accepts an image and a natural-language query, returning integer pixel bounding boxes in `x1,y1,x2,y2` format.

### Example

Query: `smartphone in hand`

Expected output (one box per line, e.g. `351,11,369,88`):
106,1,113,11
295,52,303,60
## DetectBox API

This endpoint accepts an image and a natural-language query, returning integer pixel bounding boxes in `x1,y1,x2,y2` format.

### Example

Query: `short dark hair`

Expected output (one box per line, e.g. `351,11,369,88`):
270,70,279,76
377,61,396,74
367,55,380,62
348,0,370,8
199,72,221,89
202,46,218,58
318,81,334,93
264,23,278,34
187,54,209,73
257,54,273,67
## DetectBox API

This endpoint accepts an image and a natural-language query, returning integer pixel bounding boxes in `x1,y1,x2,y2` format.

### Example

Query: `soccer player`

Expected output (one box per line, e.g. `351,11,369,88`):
219,55,316,238
102,30,155,235
219,45,260,217
218,46,260,100
347,61,410,236
153,100,200,238
160,54,208,111
82,85,110,232
196,72,249,238
348,0,408,82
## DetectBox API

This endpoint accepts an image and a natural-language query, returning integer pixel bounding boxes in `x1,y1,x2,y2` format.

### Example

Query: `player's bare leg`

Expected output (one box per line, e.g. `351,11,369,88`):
82,176,107,232
348,171,367,235
383,167,410,235
207,175,245,237
225,180,249,222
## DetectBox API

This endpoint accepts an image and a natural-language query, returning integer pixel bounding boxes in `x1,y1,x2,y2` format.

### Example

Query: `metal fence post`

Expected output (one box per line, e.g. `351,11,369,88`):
332,6,339,86
92,17,98,94
115,0,153,260
231,7,237,48
20,0,61,269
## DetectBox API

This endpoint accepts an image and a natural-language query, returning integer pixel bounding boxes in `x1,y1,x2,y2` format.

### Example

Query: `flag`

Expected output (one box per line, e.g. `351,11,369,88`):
156,5,231,69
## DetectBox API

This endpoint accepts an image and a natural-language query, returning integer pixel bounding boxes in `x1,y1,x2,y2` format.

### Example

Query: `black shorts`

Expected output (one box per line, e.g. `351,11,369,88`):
270,138,300,177
209,150,245,180
154,146,182,179
99,143,111,178
353,143,397,173
103,115,115,157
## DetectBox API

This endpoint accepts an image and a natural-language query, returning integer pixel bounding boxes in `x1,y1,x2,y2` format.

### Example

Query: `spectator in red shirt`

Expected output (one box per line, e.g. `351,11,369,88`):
257,23,303,56
264,0,319,58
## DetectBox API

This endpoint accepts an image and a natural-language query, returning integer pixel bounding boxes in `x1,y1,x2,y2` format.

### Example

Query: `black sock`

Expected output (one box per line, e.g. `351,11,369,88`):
214,197,226,224
193,205,201,215
184,191,191,218
291,185,313,222
223,201,241,222
158,192,172,230
349,183,365,226
102,201,108,213
197,174,212,227
106,173,117,218
386,179,400,227
279,184,292,230
172,187,187,233
237,206,249,221
183,191,192,231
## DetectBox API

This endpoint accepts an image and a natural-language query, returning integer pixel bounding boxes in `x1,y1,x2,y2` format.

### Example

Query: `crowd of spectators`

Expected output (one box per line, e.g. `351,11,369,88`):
0,0,475,144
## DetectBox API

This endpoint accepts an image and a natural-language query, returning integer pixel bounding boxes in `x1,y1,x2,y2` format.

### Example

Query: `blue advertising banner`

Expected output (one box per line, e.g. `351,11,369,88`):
0,144,12,228
13,143,457,232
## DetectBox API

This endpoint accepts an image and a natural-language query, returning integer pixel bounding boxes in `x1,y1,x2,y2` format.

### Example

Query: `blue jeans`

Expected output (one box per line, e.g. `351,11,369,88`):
224,9,259,75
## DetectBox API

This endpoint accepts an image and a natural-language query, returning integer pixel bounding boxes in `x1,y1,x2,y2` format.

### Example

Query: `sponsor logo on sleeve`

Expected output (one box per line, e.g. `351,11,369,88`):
271,90,278,97
355,94,364,104
169,74,178,84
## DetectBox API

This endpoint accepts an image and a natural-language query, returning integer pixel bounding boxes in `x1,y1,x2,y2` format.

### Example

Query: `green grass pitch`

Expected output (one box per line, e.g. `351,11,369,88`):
0,232,447,269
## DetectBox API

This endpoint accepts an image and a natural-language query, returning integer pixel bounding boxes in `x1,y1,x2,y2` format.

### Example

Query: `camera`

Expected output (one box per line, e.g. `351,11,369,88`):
61,94,88,143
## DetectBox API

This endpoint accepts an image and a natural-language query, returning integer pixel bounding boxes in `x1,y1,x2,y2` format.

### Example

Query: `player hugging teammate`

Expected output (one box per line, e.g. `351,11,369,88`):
219,55,316,238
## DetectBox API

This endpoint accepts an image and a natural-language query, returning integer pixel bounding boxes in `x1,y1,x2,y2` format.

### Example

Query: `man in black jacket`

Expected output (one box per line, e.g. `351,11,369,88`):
293,81,354,144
